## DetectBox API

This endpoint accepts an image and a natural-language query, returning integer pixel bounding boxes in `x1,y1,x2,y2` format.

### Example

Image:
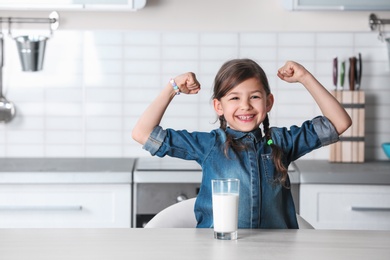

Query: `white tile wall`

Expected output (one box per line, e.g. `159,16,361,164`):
1,30,389,160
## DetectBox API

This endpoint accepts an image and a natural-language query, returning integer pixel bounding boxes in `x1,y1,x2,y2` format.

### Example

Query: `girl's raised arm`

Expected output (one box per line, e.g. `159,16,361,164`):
132,72,201,145
277,61,352,135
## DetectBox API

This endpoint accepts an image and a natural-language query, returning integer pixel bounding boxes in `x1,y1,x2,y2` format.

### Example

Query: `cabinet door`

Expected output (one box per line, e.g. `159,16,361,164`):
300,184,390,230
0,184,131,228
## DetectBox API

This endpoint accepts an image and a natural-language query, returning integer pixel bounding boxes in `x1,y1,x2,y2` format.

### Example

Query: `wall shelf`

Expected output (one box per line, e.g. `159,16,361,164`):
0,0,147,11
282,0,390,11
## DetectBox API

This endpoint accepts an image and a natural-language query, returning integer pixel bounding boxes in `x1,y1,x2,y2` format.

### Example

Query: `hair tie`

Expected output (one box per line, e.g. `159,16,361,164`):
267,139,273,146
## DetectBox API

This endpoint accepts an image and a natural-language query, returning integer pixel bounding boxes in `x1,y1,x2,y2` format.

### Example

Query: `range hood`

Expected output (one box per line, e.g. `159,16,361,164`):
282,0,390,11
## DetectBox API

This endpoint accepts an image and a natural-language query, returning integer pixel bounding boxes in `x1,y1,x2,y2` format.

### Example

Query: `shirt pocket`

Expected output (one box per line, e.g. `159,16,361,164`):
261,153,278,184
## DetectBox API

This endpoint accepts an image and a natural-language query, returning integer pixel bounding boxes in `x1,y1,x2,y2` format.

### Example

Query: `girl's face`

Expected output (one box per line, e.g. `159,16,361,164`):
213,78,274,132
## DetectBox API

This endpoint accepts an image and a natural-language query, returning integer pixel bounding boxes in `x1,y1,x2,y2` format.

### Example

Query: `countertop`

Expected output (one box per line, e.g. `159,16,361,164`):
295,160,390,185
133,156,301,184
134,156,202,183
0,228,388,260
0,158,136,172
0,158,389,185
0,158,136,184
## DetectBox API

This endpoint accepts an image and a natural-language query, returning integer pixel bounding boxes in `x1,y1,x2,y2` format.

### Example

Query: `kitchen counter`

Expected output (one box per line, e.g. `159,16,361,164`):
134,156,300,184
0,228,389,260
0,157,389,185
134,156,202,183
0,158,135,184
295,160,390,185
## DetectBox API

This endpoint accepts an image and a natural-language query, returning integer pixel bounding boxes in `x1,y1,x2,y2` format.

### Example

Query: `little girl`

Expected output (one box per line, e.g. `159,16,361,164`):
132,59,351,229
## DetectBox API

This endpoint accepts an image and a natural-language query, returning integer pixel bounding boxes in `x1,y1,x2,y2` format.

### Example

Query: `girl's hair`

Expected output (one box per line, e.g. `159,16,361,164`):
212,59,288,186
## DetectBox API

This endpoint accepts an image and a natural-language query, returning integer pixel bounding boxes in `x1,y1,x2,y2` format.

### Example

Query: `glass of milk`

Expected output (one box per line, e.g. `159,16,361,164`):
211,178,240,240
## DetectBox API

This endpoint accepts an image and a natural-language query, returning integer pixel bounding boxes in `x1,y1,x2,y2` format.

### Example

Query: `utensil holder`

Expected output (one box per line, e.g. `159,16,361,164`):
329,90,365,163
15,35,48,72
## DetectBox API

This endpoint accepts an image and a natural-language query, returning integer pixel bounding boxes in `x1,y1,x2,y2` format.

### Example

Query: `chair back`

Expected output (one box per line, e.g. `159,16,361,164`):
144,198,197,228
144,197,314,229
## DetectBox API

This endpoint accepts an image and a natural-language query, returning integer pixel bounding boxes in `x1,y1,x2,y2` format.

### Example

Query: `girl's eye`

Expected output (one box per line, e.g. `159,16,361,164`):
229,97,239,101
251,95,261,99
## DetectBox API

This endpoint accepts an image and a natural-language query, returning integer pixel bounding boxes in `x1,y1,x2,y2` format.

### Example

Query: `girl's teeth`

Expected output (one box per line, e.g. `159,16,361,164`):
238,116,253,120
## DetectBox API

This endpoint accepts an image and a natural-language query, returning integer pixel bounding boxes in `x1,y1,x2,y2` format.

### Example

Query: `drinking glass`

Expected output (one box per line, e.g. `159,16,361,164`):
211,178,240,240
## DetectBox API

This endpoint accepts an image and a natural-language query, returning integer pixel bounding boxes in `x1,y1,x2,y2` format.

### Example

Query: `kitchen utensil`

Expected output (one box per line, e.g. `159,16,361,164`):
340,61,345,89
386,38,390,69
15,35,48,71
333,57,338,89
356,53,362,90
349,57,356,91
0,32,16,123
382,143,390,159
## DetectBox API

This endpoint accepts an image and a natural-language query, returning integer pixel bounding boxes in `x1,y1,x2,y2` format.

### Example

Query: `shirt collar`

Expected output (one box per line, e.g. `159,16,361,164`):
225,127,263,143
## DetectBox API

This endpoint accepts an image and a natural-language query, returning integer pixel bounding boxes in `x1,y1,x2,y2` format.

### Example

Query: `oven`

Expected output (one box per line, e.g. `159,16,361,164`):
132,157,201,228
132,157,300,228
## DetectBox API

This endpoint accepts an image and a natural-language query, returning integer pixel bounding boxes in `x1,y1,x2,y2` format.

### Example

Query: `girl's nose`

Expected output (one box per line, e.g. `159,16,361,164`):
240,99,252,110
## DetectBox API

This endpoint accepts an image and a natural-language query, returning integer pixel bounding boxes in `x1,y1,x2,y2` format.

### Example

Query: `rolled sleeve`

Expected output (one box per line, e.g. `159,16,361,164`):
143,126,167,155
312,116,339,146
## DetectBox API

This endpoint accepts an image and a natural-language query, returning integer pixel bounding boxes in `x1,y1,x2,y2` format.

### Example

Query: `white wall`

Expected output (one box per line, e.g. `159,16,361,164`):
0,1,389,160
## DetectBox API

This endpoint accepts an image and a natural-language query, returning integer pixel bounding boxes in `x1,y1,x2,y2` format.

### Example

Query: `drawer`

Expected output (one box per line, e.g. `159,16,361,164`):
0,184,131,228
300,184,390,230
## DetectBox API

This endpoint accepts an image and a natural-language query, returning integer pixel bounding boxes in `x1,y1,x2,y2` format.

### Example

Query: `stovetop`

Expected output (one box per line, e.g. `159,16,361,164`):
135,157,201,171
135,157,296,172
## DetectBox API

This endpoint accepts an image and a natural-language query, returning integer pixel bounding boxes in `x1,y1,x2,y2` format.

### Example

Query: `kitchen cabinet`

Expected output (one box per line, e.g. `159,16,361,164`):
300,184,390,230
295,160,390,230
0,158,135,228
0,184,131,228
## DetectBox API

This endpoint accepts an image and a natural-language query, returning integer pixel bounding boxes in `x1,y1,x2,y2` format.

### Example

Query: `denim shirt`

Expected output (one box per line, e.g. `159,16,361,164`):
143,116,339,229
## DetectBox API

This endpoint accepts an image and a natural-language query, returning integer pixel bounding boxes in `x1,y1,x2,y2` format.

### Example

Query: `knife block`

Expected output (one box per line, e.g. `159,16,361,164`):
329,90,365,163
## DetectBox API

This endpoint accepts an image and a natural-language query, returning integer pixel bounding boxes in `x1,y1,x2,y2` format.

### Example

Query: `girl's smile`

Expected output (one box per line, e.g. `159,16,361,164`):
236,115,255,121
213,78,274,132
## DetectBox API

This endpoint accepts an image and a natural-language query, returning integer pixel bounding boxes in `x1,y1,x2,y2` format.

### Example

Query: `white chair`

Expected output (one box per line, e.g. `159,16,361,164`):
297,213,315,229
145,198,197,228
144,197,314,229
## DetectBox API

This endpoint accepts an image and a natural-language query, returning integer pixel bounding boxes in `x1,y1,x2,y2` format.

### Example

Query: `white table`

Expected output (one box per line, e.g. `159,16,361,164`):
0,228,389,260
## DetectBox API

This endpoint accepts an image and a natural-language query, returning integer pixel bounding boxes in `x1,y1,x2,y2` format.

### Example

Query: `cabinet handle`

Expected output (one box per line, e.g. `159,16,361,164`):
0,205,83,211
351,206,390,212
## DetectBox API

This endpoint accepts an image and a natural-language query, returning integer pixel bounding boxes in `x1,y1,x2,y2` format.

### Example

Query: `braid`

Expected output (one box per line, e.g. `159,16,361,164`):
219,115,231,157
219,115,244,157
219,115,227,131
263,115,271,140
263,115,289,187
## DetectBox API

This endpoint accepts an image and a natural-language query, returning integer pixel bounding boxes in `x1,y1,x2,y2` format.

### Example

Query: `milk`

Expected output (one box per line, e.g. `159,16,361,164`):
212,193,239,232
